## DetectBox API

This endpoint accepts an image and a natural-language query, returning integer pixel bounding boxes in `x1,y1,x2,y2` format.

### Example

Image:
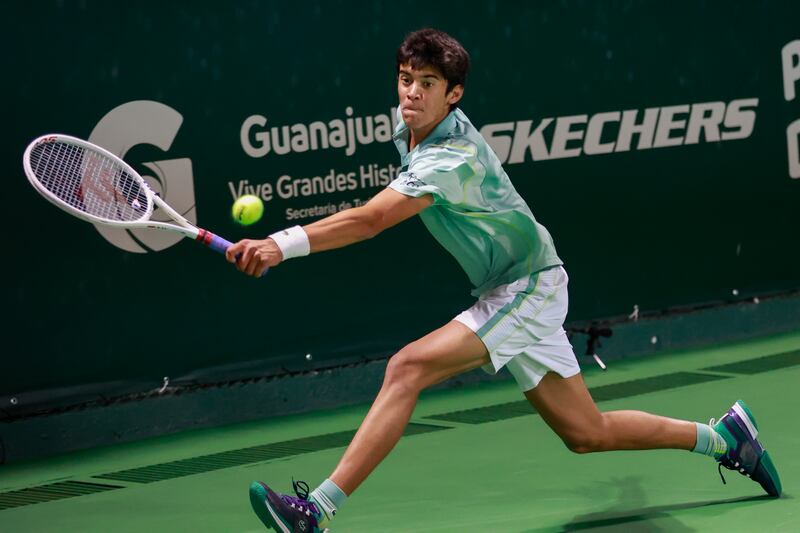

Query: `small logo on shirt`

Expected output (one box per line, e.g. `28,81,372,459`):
402,172,425,188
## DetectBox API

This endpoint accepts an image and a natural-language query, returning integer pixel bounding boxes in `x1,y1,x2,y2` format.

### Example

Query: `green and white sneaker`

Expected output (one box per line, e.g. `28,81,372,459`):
712,400,782,497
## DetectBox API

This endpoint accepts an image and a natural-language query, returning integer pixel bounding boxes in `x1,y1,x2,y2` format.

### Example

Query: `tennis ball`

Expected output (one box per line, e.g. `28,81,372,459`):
232,194,264,225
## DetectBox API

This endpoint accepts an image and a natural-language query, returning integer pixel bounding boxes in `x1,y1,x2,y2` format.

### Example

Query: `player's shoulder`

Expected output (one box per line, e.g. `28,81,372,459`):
420,133,479,163
411,137,484,181
429,110,483,157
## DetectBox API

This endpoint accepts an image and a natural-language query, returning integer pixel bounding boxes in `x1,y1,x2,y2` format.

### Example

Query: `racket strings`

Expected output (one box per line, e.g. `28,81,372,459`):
29,141,151,223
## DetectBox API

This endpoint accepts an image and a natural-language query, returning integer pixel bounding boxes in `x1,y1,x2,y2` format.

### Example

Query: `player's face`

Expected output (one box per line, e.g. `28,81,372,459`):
397,64,463,132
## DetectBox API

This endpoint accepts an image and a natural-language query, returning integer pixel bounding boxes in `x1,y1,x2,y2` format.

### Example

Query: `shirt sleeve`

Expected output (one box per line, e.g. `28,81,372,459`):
388,144,480,205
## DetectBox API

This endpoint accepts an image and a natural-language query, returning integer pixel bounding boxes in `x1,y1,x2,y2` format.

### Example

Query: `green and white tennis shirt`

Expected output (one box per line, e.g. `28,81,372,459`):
389,108,563,296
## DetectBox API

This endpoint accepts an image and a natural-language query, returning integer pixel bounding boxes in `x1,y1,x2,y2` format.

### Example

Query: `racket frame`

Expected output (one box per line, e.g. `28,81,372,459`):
23,133,238,256
23,133,203,240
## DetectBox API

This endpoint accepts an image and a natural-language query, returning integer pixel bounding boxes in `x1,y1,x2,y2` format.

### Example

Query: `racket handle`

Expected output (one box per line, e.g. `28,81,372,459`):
196,229,233,254
196,229,269,277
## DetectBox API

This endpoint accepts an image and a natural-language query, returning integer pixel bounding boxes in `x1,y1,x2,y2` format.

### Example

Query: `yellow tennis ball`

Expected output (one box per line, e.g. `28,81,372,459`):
232,194,264,225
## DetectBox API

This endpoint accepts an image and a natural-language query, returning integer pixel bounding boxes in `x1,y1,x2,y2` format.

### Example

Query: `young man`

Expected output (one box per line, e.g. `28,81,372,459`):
227,28,782,533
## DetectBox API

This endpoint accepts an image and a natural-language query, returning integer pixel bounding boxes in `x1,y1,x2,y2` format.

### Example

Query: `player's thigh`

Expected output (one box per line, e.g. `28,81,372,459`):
387,320,490,389
523,372,604,438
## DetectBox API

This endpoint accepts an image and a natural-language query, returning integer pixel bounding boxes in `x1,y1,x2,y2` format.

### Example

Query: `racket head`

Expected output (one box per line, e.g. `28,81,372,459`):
23,134,155,227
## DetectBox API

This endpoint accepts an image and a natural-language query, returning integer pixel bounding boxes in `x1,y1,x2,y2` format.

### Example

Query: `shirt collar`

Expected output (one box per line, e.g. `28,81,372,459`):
393,109,459,158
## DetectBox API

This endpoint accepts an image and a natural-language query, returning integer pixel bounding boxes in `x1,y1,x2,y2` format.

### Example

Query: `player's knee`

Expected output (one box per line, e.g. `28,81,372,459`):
560,429,606,454
383,349,428,393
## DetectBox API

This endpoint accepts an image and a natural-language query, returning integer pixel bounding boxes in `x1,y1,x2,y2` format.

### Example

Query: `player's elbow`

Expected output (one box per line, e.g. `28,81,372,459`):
356,209,386,240
361,220,383,240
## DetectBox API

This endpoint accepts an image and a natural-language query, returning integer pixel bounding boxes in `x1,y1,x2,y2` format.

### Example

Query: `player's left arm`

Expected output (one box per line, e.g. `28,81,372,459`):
225,188,432,276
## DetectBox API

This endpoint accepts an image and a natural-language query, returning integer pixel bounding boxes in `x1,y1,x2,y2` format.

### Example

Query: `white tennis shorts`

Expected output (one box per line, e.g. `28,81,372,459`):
454,265,580,391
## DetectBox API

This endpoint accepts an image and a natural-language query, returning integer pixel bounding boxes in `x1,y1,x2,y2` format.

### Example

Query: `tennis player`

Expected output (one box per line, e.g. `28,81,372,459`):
227,28,782,533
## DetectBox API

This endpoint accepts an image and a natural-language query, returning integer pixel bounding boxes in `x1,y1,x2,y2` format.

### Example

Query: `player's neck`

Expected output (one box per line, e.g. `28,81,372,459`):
408,109,450,151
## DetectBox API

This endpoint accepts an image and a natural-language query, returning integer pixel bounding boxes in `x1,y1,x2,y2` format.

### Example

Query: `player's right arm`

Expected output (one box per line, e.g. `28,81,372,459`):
225,188,432,277
304,187,433,251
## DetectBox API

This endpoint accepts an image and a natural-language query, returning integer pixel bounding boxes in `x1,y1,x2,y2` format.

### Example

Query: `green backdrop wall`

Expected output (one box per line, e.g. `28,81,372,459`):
3,1,799,406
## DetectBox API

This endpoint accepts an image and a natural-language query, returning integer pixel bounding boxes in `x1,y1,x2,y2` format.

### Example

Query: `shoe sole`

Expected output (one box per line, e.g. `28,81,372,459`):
755,449,782,497
249,482,290,532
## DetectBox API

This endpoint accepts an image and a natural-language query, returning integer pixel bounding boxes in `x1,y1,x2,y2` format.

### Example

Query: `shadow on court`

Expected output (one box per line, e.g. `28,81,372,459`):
523,476,774,532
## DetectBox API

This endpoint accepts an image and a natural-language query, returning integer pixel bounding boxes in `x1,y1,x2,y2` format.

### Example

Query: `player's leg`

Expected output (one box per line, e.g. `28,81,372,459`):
501,265,781,498
523,371,696,452
329,320,489,494
524,371,782,497
249,320,489,532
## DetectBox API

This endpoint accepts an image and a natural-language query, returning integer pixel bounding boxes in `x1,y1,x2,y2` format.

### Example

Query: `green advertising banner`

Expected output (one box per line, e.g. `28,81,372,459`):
3,1,799,408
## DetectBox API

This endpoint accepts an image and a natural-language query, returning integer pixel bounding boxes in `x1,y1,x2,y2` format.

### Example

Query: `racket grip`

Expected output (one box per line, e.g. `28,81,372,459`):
197,229,233,254
196,229,268,277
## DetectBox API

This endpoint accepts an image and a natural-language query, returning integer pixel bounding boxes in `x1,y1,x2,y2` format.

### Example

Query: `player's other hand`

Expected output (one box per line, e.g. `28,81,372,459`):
225,238,284,277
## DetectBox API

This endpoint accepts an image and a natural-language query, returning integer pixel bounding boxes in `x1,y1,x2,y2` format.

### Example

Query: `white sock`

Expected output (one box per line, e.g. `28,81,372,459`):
692,422,728,458
309,478,347,527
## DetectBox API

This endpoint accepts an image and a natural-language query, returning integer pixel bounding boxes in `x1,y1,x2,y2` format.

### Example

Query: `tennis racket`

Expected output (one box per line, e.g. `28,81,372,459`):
23,133,252,268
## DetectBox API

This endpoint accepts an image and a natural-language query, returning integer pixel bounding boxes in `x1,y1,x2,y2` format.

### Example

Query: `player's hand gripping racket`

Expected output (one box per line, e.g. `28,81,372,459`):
23,133,257,271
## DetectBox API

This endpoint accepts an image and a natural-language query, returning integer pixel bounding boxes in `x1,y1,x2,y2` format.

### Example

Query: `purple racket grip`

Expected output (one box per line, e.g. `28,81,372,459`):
196,229,268,277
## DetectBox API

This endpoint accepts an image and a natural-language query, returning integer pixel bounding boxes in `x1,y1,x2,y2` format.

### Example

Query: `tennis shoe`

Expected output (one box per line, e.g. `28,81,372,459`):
249,479,329,532
711,400,782,497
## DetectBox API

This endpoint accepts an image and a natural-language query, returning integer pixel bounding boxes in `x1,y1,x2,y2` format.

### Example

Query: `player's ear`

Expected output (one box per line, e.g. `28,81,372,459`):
447,84,464,106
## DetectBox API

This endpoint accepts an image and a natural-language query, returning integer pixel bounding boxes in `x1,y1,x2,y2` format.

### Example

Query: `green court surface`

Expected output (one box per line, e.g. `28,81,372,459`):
1,331,798,532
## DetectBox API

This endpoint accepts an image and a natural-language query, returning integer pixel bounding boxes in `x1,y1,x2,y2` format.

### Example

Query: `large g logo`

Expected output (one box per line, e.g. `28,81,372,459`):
88,101,196,252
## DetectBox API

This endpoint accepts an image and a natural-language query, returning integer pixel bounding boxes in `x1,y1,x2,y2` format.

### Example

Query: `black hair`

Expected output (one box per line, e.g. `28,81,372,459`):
396,28,470,99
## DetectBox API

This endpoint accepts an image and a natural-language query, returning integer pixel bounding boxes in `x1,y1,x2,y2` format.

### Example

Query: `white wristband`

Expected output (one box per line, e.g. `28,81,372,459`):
269,225,310,260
